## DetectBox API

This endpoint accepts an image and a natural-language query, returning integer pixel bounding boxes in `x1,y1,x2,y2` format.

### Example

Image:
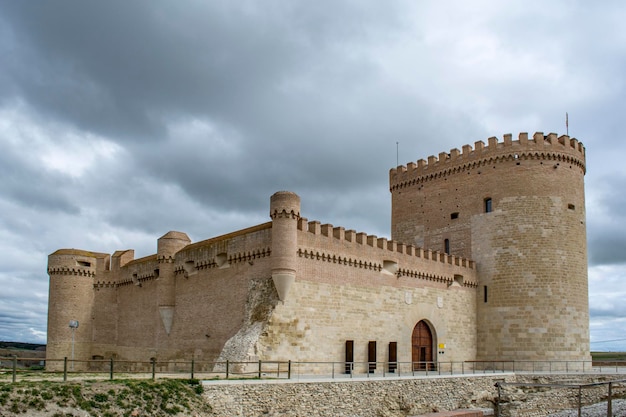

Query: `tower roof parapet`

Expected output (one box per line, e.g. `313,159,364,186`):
48,249,111,275
390,132,586,190
270,191,301,219
50,249,110,258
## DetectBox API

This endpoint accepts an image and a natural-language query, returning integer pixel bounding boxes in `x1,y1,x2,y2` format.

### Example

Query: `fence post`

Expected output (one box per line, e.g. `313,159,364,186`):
226,360,229,379
151,358,156,381
12,355,17,383
258,360,262,379
607,382,612,417
495,382,501,417
110,358,114,380
191,359,195,380
63,357,68,382
288,360,291,379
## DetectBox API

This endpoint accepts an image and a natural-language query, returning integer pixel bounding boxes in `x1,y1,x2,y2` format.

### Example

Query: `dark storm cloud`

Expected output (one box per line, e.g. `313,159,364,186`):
0,1,425,226
0,2,406,142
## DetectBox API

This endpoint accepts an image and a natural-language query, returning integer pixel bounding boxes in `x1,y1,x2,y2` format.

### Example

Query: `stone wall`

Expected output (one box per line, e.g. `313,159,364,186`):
499,374,626,417
202,374,508,417
202,374,626,417
258,278,477,367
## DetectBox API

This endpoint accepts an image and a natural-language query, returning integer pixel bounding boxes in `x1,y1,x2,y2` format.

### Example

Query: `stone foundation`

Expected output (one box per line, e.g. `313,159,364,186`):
201,374,626,417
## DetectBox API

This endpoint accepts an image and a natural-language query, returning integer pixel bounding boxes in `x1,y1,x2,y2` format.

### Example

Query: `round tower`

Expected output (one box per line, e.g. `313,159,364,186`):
156,231,191,336
389,132,589,363
269,191,301,301
47,249,109,371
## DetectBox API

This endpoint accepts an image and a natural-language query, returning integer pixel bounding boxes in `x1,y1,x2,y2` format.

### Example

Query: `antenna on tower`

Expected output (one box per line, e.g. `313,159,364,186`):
396,141,399,167
566,112,569,136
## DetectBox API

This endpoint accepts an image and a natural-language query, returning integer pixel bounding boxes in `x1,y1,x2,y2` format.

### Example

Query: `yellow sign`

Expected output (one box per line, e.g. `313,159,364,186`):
438,343,445,349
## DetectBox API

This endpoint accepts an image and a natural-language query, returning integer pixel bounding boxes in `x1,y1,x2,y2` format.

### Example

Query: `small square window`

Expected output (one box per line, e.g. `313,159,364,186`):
451,212,459,219
568,204,575,210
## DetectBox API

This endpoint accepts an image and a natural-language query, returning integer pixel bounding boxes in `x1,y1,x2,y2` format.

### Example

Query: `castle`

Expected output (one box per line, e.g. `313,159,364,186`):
46,132,589,371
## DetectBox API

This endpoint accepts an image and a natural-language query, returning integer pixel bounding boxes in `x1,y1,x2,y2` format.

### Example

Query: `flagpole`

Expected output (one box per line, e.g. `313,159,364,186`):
566,112,569,136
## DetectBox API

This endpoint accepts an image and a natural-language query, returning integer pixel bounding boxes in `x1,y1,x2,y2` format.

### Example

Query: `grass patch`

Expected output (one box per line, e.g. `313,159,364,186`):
591,351,626,361
0,379,211,416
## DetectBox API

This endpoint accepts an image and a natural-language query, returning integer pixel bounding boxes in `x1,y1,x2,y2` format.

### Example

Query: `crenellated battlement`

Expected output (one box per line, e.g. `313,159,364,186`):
93,281,117,288
390,132,586,190
174,247,271,276
48,266,97,278
296,216,476,276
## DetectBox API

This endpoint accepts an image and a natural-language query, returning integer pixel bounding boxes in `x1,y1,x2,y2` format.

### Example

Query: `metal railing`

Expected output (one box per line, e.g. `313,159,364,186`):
2,356,626,383
495,379,626,417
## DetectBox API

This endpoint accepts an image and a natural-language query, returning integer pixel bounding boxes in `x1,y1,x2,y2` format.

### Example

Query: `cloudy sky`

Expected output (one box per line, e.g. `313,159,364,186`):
0,1,625,352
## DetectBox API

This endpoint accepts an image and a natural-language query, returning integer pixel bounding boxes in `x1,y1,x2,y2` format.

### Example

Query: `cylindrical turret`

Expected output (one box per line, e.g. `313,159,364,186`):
269,191,301,301
156,231,190,336
46,249,110,370
390,132,589,363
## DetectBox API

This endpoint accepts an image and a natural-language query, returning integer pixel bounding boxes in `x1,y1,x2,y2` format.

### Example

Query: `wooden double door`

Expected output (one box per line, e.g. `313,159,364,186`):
412,320,435,371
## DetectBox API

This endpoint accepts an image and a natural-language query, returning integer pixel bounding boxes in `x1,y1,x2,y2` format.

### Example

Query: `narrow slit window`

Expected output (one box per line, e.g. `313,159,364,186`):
444,239,450,255
484,198,492,213
484,286,488,303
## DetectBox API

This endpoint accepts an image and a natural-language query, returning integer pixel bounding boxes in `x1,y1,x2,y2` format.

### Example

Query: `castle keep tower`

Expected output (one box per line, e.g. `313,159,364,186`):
47,250,110,370
389,132,589,362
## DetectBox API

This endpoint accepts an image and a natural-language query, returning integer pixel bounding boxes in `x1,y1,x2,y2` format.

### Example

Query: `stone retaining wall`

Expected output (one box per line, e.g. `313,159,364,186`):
201,374,626,417
202,375,510,417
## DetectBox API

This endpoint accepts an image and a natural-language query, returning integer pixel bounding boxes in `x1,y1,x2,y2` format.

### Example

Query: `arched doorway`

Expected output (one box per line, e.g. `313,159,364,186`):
412,320,435,370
